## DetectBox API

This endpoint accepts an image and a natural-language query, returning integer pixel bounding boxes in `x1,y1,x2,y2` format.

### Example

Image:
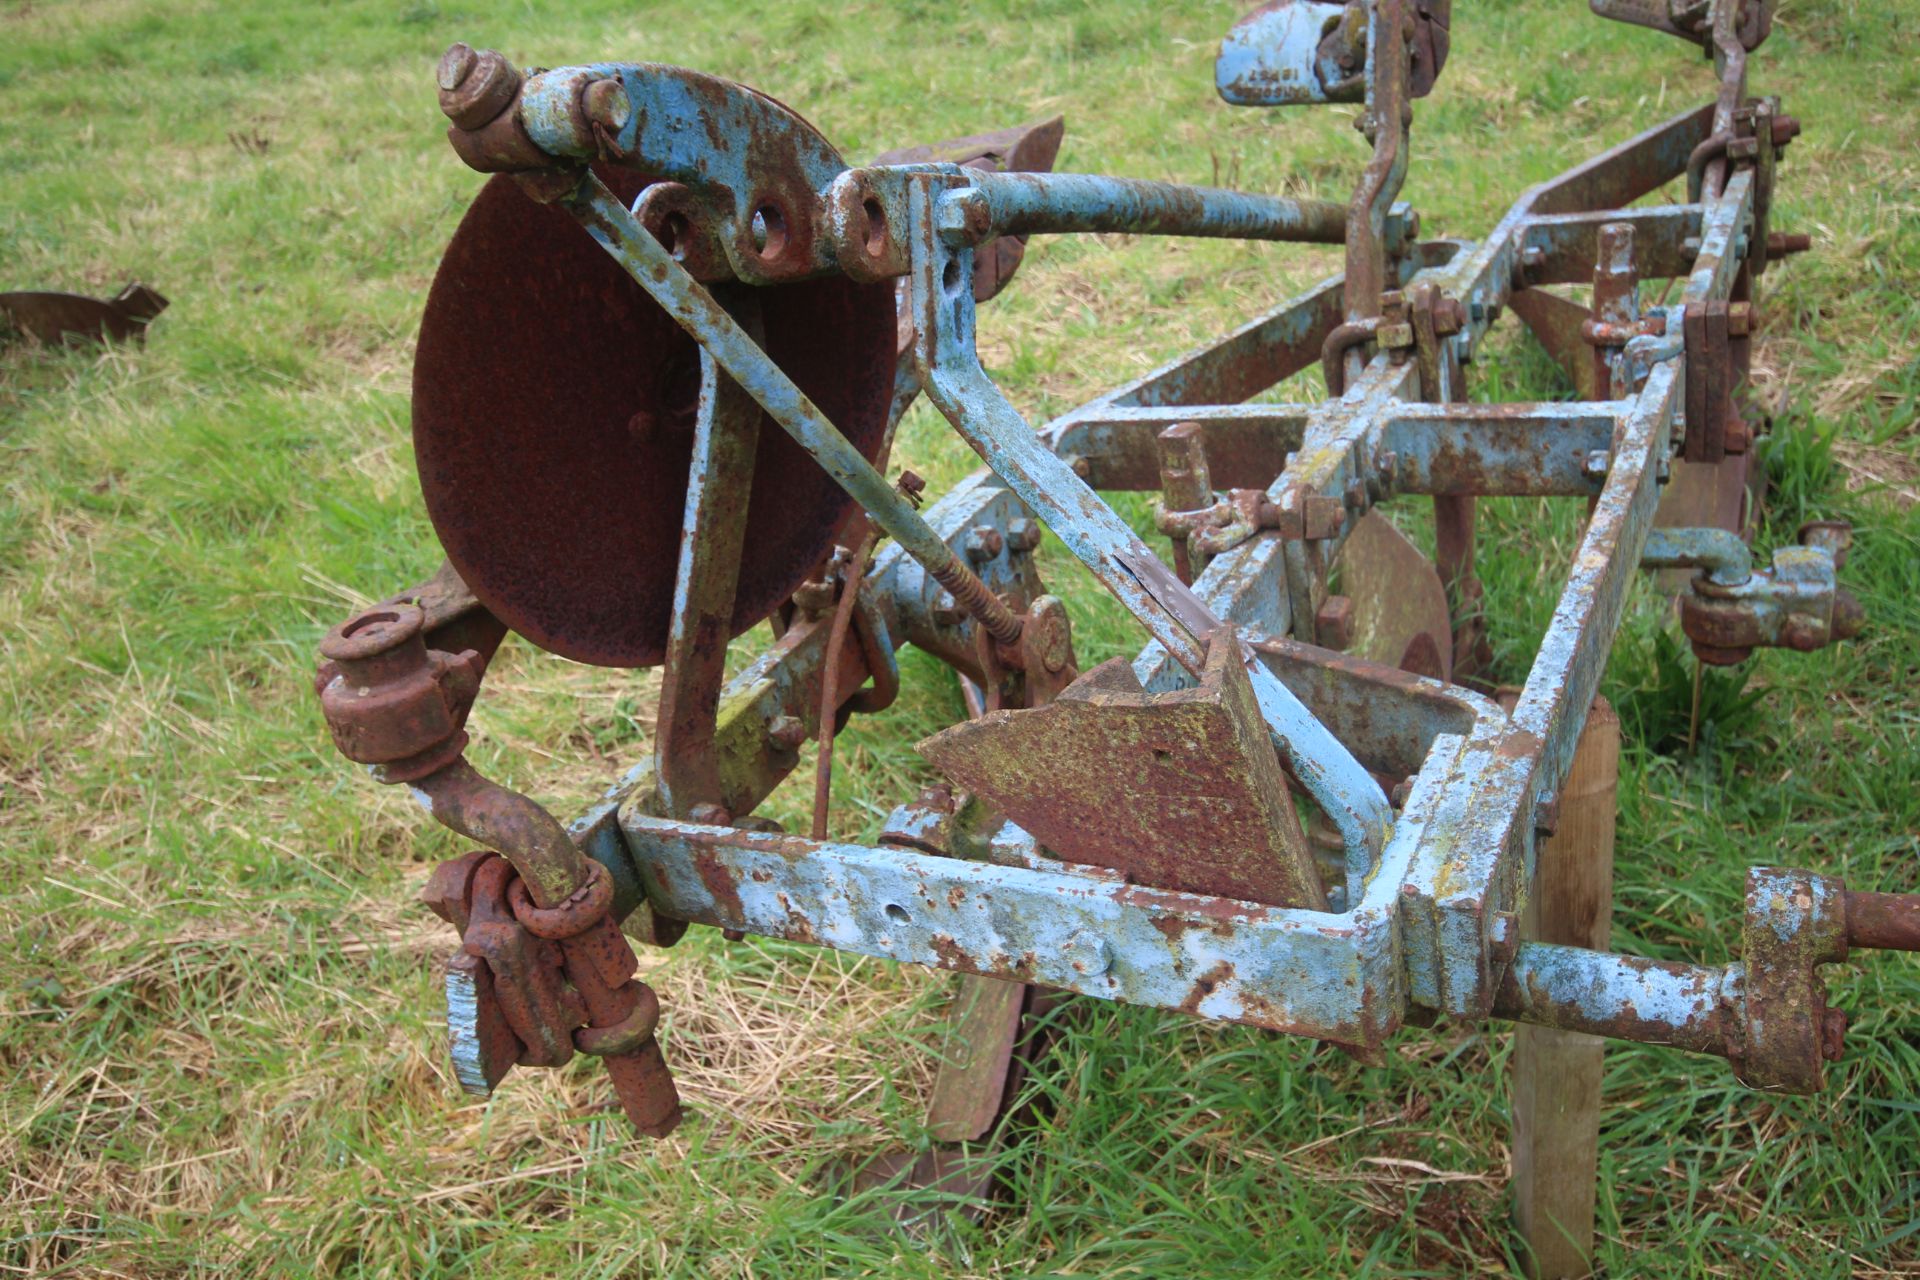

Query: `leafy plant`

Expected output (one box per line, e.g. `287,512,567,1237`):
1758,410,1839,529
1612,624,1771,759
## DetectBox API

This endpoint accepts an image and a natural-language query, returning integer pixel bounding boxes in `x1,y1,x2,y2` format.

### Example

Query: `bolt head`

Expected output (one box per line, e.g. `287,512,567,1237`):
1024,597,1072,674
964,525,1005,564
438,42,476,92
766,715,808,751
582,77,631,132
915,784,957,813
1482,909,1512,959
438,46,522,131
1302,494,1346,540
1314,595,1356,650
1064,930,1112,977
1780,616,1824,652
687,802,732,826
792,579,836,616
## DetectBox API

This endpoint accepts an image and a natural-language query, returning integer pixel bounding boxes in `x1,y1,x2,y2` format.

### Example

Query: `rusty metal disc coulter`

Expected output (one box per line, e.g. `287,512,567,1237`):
412,168,897,667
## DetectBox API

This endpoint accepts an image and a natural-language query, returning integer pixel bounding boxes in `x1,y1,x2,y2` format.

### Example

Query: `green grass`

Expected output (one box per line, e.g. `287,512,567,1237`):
2,0,1917,1275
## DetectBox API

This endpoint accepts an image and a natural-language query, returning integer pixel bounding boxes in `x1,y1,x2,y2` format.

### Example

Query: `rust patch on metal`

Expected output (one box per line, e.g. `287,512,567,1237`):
1180,961,1237,1015
929,934,967,970
693,847,747,920
921,638,1325,908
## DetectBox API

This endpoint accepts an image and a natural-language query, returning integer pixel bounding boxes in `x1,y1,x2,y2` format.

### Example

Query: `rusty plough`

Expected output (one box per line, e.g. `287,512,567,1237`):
313,0,1916,1266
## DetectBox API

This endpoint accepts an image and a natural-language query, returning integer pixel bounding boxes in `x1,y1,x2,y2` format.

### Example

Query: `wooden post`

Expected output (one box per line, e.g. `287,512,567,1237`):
1512,699,1619,1279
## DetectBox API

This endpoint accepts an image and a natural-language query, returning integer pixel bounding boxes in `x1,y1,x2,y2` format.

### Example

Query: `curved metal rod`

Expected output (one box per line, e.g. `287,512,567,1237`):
413,757,597,910
1639,526,1752,587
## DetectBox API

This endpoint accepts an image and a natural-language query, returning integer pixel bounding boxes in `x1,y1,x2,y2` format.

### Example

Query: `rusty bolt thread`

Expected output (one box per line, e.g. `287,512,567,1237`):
928,551,1026,648
1831,588,1866,643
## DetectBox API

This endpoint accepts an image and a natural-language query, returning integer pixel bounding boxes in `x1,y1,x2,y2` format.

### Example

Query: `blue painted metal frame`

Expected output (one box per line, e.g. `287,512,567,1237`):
515,75,1799,1060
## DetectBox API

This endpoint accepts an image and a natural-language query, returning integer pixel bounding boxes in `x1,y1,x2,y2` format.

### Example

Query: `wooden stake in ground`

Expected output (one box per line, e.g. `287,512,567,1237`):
1511,699,1620,1279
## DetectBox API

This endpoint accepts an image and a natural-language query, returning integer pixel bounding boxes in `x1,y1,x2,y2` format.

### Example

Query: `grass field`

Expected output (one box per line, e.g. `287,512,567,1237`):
3,0,1918,1275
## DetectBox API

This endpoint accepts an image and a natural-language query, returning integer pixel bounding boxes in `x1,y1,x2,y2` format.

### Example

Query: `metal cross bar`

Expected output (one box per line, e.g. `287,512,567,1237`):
936,170,1351,244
